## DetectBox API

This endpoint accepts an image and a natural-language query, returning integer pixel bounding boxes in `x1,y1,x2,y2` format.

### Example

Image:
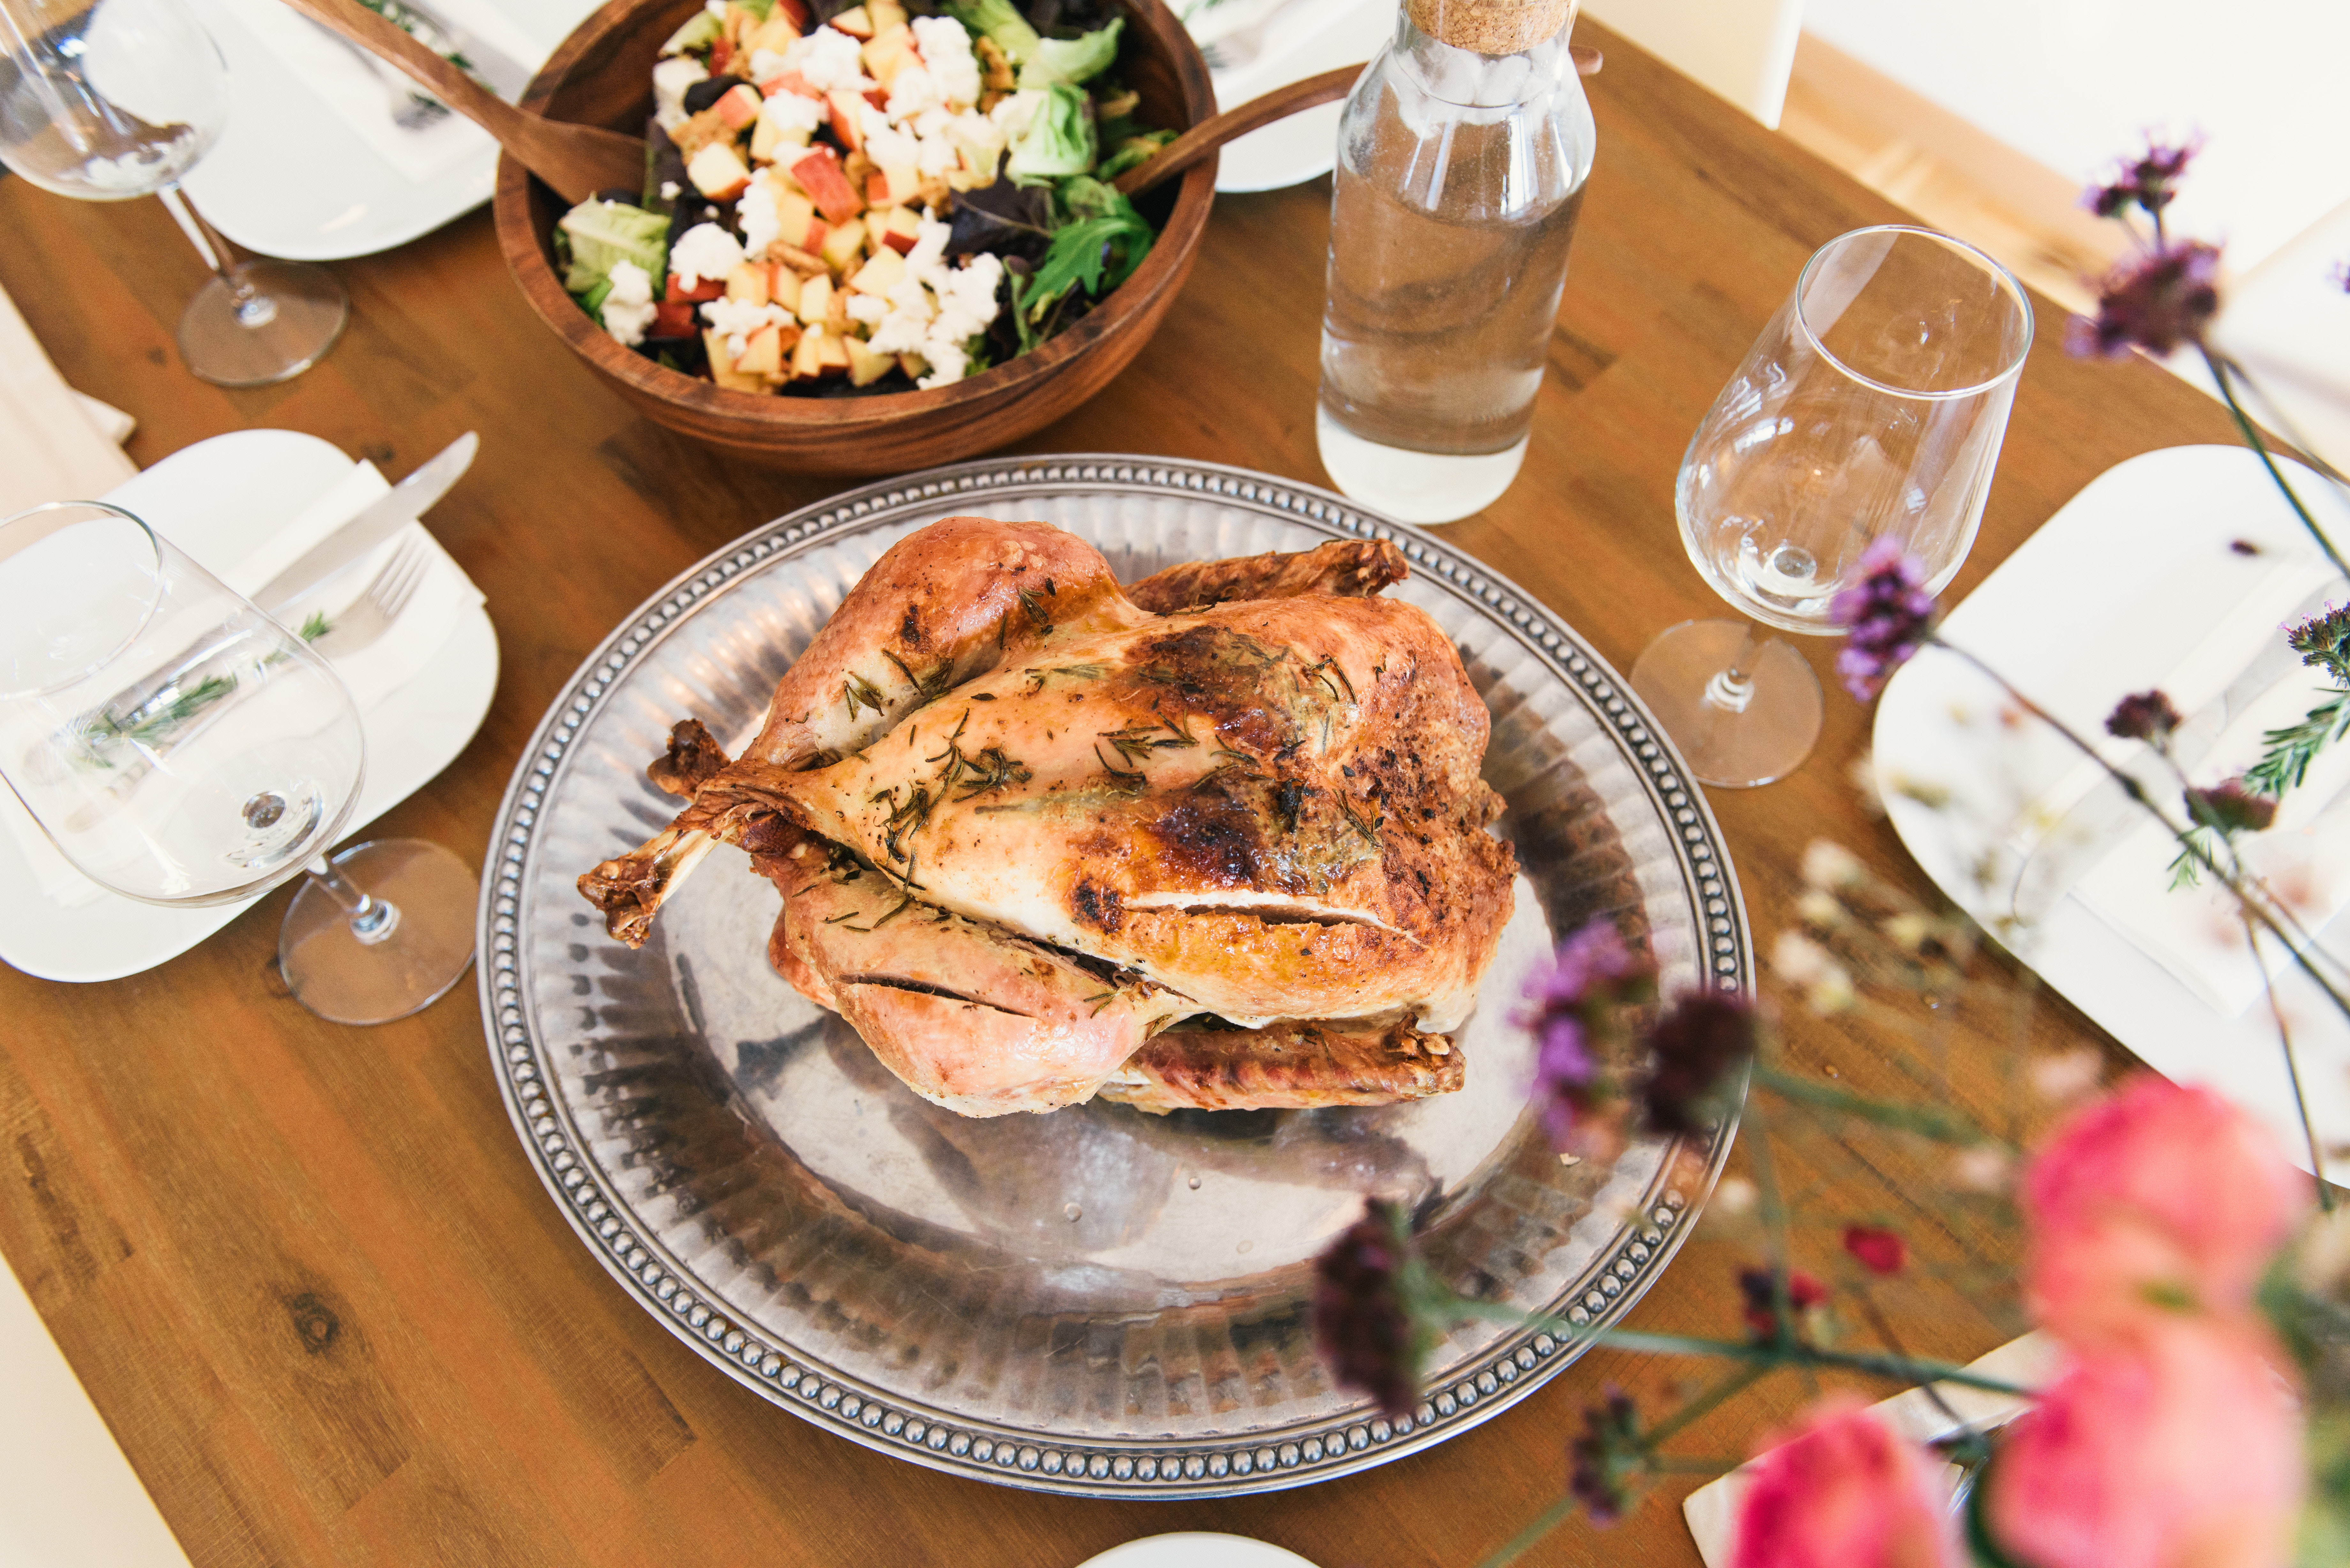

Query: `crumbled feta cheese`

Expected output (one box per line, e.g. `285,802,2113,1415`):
670,222,747,290
911,104,952,139
779,26,871,92
885,63,940,120
863,115,920,170
989,88,1042,141
701,297,793,356
737,174,783,260
844,293,888,324
873,251,1000,388
909,15,981,109
660,179,681,200
914,130,959,176
652,56,709,132
747,47,789,82
600,260,659,347
704,0,724,16
902,214,952,288
920,340,968,386
885,275,936,318
760,88,825,139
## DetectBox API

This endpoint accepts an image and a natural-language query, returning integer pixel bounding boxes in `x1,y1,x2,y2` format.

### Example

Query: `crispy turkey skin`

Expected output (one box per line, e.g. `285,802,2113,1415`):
579,518,1514,1117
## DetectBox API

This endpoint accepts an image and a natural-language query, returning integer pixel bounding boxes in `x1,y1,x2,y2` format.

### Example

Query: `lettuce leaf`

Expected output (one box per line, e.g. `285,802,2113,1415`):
558,197,671,298
1017,17,1120,87
1004,81,1096,178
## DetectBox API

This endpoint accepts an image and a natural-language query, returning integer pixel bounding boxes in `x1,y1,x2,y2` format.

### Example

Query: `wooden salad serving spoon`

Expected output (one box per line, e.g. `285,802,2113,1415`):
276,0,1600,207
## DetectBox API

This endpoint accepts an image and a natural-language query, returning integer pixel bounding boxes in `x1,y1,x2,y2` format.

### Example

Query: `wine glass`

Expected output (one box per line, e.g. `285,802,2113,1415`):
0,0,347,387
0,501,475,1023
1630,225,2033,787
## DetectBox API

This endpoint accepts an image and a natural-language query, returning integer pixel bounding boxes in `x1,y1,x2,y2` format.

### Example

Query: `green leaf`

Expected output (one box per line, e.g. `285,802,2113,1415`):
1023,180,1153,319
2245,687,2350,798
558,197,670,299
1017,17,1122,87
1004,82,1097,179
1095,129,1173,182
943,0,1040,64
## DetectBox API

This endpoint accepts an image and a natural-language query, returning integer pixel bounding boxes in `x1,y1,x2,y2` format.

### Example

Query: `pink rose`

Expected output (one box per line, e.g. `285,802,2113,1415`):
2023,1075,2306,1341
1985,1314,2301,1568
1731,1396,1958,1568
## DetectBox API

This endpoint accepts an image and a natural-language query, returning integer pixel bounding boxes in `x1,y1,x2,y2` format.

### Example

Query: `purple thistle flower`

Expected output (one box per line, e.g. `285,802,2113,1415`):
2184,777,2277,835
1522,918,1656,1152
2287,602,2350,675
1310,1200,1424,1419
2066,240,2223,359
1639,991,1757,1134
2104,690,2181,742
1568,1387,1644,1525
1829,537,1939,702
2081,137,2201,222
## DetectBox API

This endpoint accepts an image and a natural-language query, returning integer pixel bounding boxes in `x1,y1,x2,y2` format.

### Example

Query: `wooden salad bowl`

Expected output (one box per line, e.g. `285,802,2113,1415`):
493,0,1218,474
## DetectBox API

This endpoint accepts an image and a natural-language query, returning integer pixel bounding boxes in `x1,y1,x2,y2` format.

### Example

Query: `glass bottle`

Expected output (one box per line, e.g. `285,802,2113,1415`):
1315,0,1595,525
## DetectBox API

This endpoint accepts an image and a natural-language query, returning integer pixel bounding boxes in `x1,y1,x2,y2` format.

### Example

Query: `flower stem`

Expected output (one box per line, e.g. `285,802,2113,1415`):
1476,1495,1580,1568
2200,344,2350,580
1752,1064,1995,1146
2240,909,2334,1208
1640,1361,1770,1447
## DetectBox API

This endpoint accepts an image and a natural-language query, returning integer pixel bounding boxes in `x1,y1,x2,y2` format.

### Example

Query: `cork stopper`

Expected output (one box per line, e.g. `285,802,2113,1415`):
1404,0,1576,55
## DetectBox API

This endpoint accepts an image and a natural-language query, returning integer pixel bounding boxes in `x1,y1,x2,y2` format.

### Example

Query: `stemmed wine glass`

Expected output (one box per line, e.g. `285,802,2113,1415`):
1630,224,2034,787
0,501,475,1023
0,0,347,387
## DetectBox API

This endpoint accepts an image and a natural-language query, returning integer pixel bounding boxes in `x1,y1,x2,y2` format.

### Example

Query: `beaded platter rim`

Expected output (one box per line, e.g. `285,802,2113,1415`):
479,455,1752,1498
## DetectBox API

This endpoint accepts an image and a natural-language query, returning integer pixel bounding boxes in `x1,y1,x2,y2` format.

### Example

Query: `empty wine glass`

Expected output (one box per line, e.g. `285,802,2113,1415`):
1631,224,2033,787
0,0,347,387
0,501,475,1023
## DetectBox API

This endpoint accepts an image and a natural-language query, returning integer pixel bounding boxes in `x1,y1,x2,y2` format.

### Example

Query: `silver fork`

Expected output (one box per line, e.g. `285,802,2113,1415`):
312,535,432,656
321,26,451,131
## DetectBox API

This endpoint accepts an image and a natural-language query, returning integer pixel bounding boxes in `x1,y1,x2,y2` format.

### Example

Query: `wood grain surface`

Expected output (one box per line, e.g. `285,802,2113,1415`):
0,19,2239,1566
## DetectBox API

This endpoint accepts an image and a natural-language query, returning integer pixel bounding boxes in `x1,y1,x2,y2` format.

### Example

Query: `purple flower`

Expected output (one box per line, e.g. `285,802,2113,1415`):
1310,1199,1424,1419
2082,137,2201,222
1640,991,1756,1134
1569,1387,1644,1525
1829,538,1939,702
2287,602,2350,675
1522,918,1657,1153
2067,240,2223,358
2183,778,2277,834
2104,690,2181,743
1739,1266,1831,1342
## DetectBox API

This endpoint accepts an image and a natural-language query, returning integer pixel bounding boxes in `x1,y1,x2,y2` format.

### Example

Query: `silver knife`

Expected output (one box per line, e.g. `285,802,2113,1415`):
251,431,478,616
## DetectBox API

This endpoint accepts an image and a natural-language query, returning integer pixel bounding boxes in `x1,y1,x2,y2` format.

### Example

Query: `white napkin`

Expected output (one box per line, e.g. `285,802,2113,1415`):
208,0,497,185
0,280,136,515
1996,538,2350,1015
1681,1333,2060,1567
0,461,482,907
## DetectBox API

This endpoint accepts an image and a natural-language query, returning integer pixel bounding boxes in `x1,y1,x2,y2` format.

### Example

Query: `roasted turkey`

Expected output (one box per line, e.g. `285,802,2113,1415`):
580,517,1516,1117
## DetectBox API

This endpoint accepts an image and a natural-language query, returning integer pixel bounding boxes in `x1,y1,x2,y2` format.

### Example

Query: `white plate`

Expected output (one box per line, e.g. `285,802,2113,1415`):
178,0,603,262
0,429,499,983
1873,443,2350,1172
1077,1535,1321,1568
1200,0,1388,192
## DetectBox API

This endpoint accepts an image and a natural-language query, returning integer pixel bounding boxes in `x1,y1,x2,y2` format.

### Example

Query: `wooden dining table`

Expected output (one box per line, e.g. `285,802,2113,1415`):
0,17,2244,1566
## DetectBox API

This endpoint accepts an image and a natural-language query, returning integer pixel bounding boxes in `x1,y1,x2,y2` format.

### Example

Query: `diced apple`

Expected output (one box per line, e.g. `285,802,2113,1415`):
847,246,905,297
860,23,913,81
897,351,929,381
706,328,766,392
829,4,873,37
868,0,906,29
747,14,800,54
724,262,771,306
826,89,871,155
878,205,924,255
760,69,822,101
686,141,753,200
766,263,802,314
791,325,825,379
709,34,734,74
790,148,865,224
815,331,851,373
819,216,867,276
735,323,785,379
762,190,814,253
795,273,834,328
714,83,763,130
651,299,698,337
865,161,920,208
842,333,896,387
774,0,809,26
823,285,851,334
667,272,725,304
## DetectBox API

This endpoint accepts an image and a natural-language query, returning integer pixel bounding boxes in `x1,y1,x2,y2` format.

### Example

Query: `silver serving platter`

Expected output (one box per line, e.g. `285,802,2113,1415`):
480,456,1751,1497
